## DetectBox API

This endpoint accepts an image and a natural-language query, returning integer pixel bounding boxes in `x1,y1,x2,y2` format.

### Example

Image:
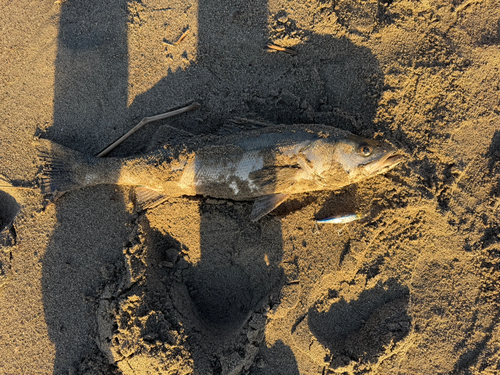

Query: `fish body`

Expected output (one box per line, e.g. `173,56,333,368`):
38,124,403,221
316,212,368,224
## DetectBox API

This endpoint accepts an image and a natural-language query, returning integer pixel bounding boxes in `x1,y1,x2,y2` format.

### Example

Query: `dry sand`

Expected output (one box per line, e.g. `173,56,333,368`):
1,0,500,374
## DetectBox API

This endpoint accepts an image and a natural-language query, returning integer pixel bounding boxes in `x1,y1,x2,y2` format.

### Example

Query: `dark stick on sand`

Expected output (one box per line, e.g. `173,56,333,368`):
96,102,201,157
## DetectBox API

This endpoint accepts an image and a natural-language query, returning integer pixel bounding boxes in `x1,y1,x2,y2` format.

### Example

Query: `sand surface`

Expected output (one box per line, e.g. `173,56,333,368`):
1,0,500,374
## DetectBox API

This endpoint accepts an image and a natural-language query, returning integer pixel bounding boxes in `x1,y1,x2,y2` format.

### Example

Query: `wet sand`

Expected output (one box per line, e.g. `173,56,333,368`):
1,0,500,374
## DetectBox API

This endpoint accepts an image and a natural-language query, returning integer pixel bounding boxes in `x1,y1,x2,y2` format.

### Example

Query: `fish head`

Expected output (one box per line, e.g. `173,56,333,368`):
333,135,404,182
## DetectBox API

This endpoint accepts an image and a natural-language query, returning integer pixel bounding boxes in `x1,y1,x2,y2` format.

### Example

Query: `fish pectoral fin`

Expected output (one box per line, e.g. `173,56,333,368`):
250,193,289,222
135,186,169,210
249,166,300,189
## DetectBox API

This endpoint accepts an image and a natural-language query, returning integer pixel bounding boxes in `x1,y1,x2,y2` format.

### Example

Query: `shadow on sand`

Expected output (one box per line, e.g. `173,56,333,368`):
42,0,388,373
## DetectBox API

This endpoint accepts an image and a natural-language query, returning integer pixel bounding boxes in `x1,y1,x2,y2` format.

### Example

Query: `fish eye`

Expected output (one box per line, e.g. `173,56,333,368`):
359,144,372,157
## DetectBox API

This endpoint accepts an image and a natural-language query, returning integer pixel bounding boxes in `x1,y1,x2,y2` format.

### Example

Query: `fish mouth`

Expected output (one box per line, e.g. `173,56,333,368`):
363,151,404,176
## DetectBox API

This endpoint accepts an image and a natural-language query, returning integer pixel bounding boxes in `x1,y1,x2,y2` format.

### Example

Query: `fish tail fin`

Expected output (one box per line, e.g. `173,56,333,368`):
37,139,93,194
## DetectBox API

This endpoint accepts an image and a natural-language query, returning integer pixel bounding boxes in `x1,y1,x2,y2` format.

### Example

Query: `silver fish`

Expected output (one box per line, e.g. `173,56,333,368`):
38,124,403,221
316,212,368,224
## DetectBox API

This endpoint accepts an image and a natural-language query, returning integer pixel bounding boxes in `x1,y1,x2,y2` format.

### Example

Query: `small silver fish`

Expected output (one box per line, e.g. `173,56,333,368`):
38,124,403,221
316,212,368,224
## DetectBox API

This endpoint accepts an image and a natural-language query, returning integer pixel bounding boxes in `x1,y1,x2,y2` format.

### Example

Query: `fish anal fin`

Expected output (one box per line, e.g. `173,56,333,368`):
250,193,289,222
135,186,169,210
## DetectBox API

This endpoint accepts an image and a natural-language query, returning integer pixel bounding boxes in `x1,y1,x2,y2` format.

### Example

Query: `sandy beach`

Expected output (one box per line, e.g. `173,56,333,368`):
1,0,500,374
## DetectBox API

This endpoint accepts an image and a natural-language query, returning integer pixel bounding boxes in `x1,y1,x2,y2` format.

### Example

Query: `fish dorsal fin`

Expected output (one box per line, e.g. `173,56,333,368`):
145,125,194,152
218,118,273,135
250,193,289,222
135,186,169,210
